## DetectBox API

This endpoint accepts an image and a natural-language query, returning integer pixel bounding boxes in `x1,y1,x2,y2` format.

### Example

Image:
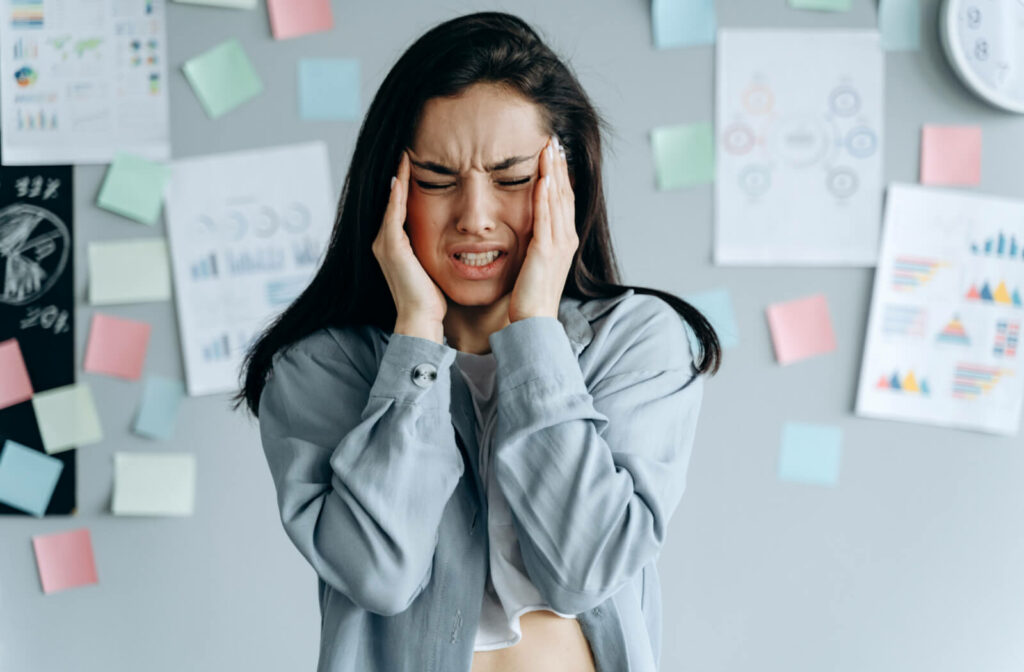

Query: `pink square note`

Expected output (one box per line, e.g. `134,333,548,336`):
920,124,982,186
0,338,34,410
765,293,837,365
267,0,334,40
32,528,99,594
83,313,151,380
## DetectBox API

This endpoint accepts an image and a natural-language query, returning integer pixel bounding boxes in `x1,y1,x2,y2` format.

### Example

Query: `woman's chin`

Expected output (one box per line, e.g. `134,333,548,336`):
443,284,510,308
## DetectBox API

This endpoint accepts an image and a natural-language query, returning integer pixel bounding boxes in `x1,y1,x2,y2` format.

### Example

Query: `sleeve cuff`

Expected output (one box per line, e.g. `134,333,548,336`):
489,317,586,392
368,333,457,406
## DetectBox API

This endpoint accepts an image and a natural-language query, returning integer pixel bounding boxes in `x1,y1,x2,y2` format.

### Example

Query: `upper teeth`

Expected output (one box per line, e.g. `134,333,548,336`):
456,251,501,265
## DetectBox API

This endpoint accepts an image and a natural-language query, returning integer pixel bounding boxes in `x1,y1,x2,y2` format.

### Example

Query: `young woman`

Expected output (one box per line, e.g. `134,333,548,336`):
236,11,721,672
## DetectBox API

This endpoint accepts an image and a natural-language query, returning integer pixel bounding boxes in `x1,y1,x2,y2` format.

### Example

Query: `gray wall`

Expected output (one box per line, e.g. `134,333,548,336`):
4,0,1024,670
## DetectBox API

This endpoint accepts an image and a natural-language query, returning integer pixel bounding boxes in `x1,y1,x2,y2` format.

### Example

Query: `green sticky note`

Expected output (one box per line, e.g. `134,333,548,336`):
879,0,921,51
651,122,715,190
182,38,263,118
97,153,171,225
788,0,851,11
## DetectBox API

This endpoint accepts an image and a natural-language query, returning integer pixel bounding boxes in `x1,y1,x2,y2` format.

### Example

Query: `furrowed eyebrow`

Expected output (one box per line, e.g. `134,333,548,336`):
409,153,537,176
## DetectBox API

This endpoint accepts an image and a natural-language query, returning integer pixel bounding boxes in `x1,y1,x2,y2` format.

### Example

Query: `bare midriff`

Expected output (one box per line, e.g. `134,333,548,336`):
470,609,596,672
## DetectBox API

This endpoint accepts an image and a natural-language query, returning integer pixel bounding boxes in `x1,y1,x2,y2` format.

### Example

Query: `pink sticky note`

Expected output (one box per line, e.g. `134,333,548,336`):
920,124,982,186
83,314,151,380
267,0,333,40
32,528,99,594
0,339,34,410
765,293,837,365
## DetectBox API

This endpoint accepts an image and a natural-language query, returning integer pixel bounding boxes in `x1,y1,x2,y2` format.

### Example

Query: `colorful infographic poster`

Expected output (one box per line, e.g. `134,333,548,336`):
0,0,171,165
715,29,884,265
165,142,334,396
856,183,1024,436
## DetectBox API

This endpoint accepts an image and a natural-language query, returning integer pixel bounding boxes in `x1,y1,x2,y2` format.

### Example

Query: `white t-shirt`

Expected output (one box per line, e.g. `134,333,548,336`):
454,350,577,651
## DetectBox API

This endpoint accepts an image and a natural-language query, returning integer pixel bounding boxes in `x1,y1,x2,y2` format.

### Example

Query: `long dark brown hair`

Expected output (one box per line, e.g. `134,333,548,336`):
234,11,721,417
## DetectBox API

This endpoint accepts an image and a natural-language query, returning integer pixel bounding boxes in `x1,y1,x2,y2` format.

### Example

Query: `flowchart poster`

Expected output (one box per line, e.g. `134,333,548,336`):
715,29,884,265
165,142,334,396
856,183,1024,436
0,161,75,515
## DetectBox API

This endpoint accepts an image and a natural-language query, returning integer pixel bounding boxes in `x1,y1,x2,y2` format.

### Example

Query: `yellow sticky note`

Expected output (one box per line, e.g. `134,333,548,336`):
31,384,103,454
88,239,172,305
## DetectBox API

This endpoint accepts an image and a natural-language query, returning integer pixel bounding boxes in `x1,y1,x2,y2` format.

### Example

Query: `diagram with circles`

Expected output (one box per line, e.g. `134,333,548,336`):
715,30,884,265
0,203,70,307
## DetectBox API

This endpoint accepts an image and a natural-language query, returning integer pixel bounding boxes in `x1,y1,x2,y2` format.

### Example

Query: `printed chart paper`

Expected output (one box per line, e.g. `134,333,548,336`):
856,183,1024,435
0,0,171,165
165,142,334,396
715,30,884,265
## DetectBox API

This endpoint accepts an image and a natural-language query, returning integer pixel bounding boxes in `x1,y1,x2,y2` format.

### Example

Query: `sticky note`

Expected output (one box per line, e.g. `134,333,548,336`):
299,59,360,120
267,0,333,40
765,293,837,365
651,122,715,190
879,0,921,51
113,452,196,516
32,528,99,594
31,383,103,454
96,153,171,226
133,376,186,440
0,440,64,516
685,288,740,350
182,39,263,119
920,124,982,186
0,338,33,410
788,0,851,10
778,422,842,486
173,0,257,7
652,0,716,48
84,313,152,380
88,238,172,305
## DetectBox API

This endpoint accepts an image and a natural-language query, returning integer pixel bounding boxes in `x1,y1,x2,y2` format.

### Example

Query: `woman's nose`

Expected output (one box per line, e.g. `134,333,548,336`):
455,178,496,233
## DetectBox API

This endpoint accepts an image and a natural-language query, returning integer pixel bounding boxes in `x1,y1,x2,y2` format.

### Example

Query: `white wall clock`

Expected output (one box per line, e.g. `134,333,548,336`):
940,0,1024,113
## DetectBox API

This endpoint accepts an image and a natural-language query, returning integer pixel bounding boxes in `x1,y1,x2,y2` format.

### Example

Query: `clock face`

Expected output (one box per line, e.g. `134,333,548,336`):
941,0,1024,113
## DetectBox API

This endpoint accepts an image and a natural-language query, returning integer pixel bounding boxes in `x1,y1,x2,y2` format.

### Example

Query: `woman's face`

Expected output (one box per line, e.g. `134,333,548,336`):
405,82,549,308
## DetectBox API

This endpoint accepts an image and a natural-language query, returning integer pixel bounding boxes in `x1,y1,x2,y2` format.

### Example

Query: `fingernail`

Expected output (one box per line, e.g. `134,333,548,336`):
391,176,396,190
544,175,551,188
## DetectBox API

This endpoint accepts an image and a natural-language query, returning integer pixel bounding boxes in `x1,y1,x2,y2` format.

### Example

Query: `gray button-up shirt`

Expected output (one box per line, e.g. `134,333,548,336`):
258,289,705,671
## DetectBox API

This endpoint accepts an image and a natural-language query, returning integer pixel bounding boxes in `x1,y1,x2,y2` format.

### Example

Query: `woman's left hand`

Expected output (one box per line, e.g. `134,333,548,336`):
508,135,579,323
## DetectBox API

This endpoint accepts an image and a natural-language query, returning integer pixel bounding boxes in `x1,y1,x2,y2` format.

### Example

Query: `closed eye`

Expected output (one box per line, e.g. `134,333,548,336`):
414,177,533,190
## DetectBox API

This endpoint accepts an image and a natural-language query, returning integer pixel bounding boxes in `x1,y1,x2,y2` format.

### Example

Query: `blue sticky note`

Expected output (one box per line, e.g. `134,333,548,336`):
879,0,921,51
778,423,842,487
299,59,360,121
652,0,716,49
133,376,186,440
0,440,64,516
685,287,739,351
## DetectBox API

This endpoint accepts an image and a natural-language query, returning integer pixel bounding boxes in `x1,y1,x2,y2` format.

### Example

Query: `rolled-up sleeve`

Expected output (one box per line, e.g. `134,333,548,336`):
488,297,704,615
258,331,462,616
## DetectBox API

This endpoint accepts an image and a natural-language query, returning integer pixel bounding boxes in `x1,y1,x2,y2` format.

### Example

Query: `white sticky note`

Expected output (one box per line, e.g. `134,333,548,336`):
113,452,196,516
31,384,103,454
88,239,172,305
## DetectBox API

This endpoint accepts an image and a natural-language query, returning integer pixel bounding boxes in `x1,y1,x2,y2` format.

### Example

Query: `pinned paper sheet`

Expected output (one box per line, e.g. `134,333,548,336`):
31,383,103,454
788,0,851,10
685,288,740,350
0,440,64,516
651,0,716,49
113,452,196,516
766,293,837,365
0,338,33,410
173,0,257,7
88,238,172,305
920,124,982,186
299,59,360,120
267,0,333,40
879,0,921,51
651,122,714,190
97,153,172,226
133,376,186,440
32,528,99,594
84,314,152,380
182,39,263,119
778,422,843,486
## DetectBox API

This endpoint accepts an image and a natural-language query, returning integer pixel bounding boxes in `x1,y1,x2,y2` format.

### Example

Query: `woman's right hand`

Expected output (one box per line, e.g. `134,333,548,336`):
372,151,448,335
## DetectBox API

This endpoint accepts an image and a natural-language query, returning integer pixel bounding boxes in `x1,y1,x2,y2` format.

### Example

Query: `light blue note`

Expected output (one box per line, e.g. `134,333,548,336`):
652,0,716,49
879,0,920,51
778,422,843,487
133,376,186,440
0,440,64,516
684,287,739,351
299,59,360,120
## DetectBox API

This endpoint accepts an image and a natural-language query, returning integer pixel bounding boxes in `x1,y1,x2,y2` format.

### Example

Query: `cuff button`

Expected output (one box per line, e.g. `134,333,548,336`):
412,363,439,388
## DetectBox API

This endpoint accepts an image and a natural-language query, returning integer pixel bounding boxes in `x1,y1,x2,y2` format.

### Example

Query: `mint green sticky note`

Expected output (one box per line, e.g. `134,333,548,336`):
652,0,716,49
778,422,842,487
97,153,171,225
879,0,920,51
651,122,715,190
182,38,263,119
788,0,851,10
